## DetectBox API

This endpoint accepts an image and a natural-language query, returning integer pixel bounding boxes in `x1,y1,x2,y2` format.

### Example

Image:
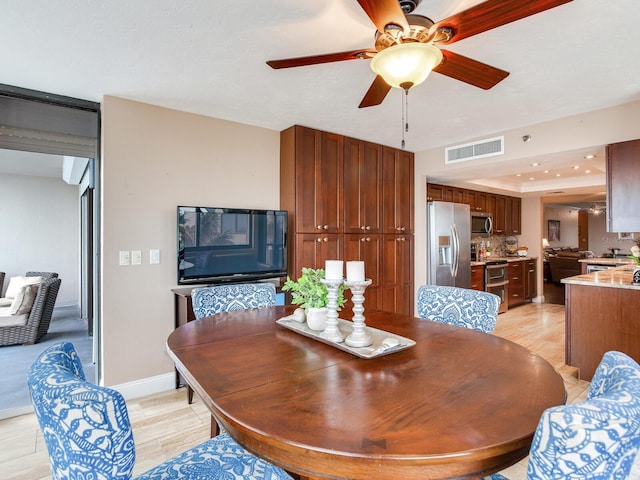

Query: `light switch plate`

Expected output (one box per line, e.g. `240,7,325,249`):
149,249,160,264
119,251,130,266
131,250,142,265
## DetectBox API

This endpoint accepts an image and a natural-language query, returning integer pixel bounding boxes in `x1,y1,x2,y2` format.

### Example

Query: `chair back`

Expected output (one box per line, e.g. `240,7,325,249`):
28,342,136,480
416,285,500,333
527,351,640,479
191,283,276,319
26,271,59,279
30,277,62,342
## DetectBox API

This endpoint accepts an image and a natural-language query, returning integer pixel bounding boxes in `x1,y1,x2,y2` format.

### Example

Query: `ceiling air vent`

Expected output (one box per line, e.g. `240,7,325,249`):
445,136,504,164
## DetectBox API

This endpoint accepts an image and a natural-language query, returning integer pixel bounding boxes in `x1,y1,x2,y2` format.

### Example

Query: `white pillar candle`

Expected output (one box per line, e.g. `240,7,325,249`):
325,260,344,280
346,261,365,282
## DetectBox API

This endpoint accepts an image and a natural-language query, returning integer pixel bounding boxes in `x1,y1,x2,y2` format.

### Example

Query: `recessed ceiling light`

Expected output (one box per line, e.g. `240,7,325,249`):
543,170,549,174
529,177,535,180
516,173,522,177
584,154,596,159
585,170,591,174
573,165,580,169
556,174,561,177
531,162,540,166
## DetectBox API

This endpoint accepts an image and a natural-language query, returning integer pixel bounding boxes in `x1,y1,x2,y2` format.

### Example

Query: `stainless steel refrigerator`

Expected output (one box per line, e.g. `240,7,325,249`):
427,201,471,288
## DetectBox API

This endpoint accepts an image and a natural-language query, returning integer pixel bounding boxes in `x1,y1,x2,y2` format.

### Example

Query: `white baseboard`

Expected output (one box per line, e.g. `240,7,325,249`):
533,295,545,303
110,372,176,401
0,404,34,420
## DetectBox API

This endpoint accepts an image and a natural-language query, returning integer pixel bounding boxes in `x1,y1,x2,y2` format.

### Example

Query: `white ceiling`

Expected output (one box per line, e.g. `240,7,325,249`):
2,0,639,198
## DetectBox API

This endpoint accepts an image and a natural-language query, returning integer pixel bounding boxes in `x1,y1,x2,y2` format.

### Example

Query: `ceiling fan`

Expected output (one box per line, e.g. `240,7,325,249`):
267,0,573,108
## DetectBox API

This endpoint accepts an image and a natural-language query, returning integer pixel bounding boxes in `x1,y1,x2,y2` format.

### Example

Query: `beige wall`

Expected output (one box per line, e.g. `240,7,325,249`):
0,173,79,305
100,96,280,386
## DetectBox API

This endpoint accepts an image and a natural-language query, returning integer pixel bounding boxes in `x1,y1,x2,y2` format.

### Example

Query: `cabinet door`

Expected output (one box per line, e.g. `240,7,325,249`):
295,127,343,233
475,192,488,212
463,189,477,211
344,234,382,313
426,183,443,202
525,260,537,300
471,266,485,291
381,234,414,316
344,137,382,234
607,139,640,232
382,147,414,234
493,195,506,234
508,261,525,307
506,196,521,235
293,233,343,279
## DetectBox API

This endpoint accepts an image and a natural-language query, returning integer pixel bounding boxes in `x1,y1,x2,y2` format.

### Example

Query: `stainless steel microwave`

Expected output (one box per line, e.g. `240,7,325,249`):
471,212,493,236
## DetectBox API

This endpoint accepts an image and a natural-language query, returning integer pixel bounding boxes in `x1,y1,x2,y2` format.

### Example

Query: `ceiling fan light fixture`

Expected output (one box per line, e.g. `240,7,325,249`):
370,43,443,90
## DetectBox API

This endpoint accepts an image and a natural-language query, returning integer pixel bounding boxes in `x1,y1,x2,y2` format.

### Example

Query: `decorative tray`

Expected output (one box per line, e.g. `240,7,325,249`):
276,317,415,359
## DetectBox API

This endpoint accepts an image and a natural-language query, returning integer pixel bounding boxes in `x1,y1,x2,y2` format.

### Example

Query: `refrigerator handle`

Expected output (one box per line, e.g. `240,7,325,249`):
451,223,459,278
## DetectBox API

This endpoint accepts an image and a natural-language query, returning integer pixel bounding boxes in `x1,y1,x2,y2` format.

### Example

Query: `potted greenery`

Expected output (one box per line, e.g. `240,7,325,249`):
282,267,346,331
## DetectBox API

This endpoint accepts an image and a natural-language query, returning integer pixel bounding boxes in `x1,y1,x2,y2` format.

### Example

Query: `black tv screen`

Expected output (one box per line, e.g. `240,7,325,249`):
177,206,287,285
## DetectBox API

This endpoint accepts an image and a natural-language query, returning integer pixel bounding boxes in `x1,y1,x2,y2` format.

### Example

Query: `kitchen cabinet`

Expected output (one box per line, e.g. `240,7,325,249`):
344,233,382,313
493,195,506,234
381,234,414,316
525,259,537,300
426,183,443,202
281,125,343,234
344,137,382,234
281,125,414,315
471,265,485,291
293,233,343,280
382,146,414,235
606,139,640,232
508,260,526,307
506,196,521,235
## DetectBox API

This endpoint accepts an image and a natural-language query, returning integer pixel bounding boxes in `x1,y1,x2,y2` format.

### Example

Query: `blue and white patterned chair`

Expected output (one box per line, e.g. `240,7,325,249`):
191,282,276,319
489,350,640,480
28,341,293,480
416,285,501,334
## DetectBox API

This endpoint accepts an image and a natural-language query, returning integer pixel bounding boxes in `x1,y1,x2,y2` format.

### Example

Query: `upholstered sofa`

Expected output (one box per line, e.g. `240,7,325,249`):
548,251,587,283
0,272,61,346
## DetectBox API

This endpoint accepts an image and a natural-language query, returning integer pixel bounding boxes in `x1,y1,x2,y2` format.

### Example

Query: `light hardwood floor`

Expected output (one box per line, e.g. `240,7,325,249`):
0,302,592,480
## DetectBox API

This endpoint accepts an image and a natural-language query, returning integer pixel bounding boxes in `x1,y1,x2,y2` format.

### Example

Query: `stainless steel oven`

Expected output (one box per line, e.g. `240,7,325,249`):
485,260,508,314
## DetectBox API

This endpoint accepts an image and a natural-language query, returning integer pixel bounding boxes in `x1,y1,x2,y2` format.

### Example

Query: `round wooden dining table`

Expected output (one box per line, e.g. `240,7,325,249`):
167,305,566,480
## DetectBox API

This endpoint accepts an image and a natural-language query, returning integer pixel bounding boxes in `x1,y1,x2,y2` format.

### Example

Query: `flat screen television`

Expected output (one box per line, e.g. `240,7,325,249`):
177,206,287,285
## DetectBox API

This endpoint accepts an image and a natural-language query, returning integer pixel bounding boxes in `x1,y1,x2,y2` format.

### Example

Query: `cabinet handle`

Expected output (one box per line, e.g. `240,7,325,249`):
317,225,322,230
361,237,371,242
361,225,366,230
324,225,329,230
324,237,328,242
396,237,405,242
366,226,371,230
316,238,322,243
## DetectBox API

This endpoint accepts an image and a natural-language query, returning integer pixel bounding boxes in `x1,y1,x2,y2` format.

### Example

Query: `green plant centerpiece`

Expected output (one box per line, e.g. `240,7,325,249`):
282,267,346,310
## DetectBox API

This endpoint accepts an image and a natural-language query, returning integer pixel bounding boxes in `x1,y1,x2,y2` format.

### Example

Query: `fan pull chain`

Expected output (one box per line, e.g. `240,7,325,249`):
400,86,410,150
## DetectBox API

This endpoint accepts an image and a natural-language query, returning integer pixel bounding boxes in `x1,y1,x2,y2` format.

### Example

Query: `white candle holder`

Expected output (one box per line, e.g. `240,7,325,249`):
344,279,373,347
320,278,345,343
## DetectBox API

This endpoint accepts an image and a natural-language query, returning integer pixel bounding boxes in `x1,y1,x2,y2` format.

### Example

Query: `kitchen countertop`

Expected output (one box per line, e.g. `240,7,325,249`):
577,257,635,266
561,264,640,290
471,257,537,267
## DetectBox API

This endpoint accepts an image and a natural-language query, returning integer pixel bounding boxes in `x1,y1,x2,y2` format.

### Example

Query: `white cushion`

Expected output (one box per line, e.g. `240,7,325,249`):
9,283,39,315
0,308,28,327
0,298,12,307
5,276,44,299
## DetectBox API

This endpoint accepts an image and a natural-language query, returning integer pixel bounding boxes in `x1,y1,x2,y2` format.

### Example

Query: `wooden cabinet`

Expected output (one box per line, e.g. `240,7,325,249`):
281,125,414,315
493,195,506,234
382,147,414,234
525,259,537,300
471,265,485,291
344,137,382,234
381,234,414,316
506,196,521,235
293,233,343,279
606,139,640,232
508,261,526,307
426,183,443,202
344,233,381,312
281,126,343,234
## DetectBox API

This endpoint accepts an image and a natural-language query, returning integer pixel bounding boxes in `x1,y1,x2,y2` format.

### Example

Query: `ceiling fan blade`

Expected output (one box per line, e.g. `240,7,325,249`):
356,0,409,34
267,49,376,69
434,50,509,90
359,75,392,108
432,0,573,45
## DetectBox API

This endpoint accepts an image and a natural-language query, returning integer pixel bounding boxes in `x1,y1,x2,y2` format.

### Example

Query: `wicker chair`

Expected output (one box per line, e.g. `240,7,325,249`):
0,276,62,346
416,285,501,334
0,271,5,296
28,342,293,480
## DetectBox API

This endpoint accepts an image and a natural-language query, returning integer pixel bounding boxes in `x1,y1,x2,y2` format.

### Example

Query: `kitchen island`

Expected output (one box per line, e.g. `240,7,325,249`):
578,256,634,274
562,265,640,380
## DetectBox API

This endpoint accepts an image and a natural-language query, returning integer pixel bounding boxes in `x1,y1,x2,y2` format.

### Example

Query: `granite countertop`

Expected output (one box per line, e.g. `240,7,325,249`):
578,257,635,266
561,264,640,290
472,257,537,267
